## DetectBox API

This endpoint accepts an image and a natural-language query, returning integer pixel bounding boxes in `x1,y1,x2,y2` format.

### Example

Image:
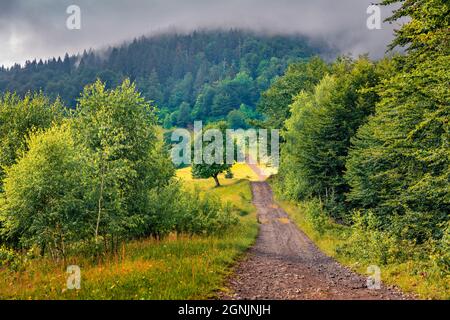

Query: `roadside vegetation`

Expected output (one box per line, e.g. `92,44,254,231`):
0,164,258,299
266,0,449,300
273,192,449,300
0,78,258,299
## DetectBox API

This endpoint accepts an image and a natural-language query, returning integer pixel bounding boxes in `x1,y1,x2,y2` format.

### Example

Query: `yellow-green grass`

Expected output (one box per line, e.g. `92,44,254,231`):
0,165,258,300
177,164,259,221
276,198,449,300
177,162,261,185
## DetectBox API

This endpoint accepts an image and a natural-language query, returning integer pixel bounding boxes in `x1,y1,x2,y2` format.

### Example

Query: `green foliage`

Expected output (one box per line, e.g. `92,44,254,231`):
145,181,238,238
345,55,449,239
0,124,89,255
337,211,448,279
0,92,64,190
192,72,260,123
174,187,238,236
338,211,405,266
225,169,234,179
0,245,25,271
227,109,248,130
257,56,330,129
279,57,385,218
192,121,233,187
340,1,450,242
301,199,329,236
429,222,450,276
382,0,449,61
0,80,240,259
136,70,164,107
176,102,192,127
72,79,175,246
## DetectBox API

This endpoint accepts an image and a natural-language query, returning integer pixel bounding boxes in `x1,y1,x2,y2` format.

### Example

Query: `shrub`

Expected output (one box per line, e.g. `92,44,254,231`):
0,124,89,257
225,169,234,179
0,92,65,190
144,181,239,238
174,187,238,236
301,199,329,235
338,211,405,266
428,222,450,277
0,246,24,271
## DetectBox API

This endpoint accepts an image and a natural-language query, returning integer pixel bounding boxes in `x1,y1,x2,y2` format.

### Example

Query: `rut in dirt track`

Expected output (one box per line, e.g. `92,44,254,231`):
221,182,410,300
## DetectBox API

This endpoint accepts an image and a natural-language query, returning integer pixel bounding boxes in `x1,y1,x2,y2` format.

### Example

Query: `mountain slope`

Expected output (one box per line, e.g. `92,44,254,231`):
0,30,330,127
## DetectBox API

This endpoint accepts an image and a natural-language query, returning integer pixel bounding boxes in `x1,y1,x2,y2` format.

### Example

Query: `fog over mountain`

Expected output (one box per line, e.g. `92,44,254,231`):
0,0,402,67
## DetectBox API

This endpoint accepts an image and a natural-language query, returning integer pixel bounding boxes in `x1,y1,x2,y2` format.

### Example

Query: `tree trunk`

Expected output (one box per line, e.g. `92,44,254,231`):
95,160,105,244
213,174,220,187
40,242,46,257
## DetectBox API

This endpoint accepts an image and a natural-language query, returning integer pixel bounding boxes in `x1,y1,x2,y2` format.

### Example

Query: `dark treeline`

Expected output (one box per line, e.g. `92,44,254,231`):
0,30,327,128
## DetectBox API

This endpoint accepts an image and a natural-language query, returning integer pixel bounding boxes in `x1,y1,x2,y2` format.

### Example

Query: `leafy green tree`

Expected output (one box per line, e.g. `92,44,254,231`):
381,0,449,62
227,109,248,129
168,73,193,110
255,57,286,91
0,92,64,190
345,0,449,240
192,85,215,120
345,56,449,239
280,57,385,218
211,91,238,117
207,72,257,119
192,121,232,187
136,70,164,106
0,124,88,256
73,80,173,247
176,102,192,127
258,56,329,129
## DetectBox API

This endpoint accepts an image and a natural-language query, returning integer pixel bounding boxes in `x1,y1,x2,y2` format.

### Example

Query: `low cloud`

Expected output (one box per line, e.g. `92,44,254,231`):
0,0,402,67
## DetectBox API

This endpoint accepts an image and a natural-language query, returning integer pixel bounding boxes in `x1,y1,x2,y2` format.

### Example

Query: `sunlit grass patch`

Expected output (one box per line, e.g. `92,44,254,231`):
0,220,258,300
177,164,257,217
176,162,260,187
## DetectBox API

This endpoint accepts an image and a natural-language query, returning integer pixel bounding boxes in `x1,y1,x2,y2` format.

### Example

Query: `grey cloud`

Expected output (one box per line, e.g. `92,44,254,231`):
0,0,402,67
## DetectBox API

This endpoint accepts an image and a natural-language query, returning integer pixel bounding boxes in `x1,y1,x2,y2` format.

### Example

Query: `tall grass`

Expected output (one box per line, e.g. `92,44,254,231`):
0,165,258,300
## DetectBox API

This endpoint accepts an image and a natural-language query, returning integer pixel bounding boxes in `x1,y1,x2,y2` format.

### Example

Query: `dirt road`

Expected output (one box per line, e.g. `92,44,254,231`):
221,182,409,300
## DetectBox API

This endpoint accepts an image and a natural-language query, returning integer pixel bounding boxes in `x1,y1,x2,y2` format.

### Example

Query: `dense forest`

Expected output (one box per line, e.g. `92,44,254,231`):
271,0,449,275
0,30,328,128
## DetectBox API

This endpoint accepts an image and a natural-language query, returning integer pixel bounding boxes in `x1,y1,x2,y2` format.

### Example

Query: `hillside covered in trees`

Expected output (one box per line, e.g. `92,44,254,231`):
269,0,449,295
0,0,448,300
0,30,329,128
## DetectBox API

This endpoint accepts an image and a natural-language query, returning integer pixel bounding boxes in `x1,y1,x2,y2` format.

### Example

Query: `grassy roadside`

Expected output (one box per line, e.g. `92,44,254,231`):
273,192,449,300
0,165,258,300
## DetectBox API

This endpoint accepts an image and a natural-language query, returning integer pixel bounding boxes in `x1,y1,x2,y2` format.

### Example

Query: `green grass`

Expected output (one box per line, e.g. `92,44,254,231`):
275,196,450,300
0,165,259,300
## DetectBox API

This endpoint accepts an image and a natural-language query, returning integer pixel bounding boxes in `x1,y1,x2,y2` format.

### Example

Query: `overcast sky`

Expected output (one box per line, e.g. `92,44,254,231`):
0,0,402,67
